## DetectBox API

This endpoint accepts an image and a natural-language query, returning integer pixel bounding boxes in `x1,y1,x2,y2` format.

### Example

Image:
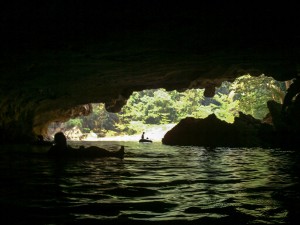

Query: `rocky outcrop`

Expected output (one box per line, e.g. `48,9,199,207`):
0,2,300,143
163,94,300,148
267,97,300,149
162,113,276,148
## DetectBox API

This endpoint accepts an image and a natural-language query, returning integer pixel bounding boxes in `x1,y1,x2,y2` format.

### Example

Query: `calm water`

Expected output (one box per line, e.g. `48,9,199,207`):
1,141,300,225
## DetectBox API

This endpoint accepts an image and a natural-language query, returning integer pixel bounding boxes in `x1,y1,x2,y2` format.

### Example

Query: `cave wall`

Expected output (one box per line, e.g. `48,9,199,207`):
0,2,300,143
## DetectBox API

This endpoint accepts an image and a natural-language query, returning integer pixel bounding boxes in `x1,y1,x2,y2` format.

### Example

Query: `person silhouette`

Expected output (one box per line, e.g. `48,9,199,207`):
48,132,70,157
141,132,145,139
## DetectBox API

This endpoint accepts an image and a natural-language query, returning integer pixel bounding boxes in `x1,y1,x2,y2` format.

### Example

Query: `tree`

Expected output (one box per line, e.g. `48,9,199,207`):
230,74,285,119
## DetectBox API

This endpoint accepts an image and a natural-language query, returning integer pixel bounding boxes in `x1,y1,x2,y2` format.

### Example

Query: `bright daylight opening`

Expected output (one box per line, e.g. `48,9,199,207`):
47,74,287,141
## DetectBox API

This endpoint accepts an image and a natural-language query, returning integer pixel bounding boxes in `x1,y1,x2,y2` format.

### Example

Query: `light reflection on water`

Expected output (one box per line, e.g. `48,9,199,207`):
0,142,300,224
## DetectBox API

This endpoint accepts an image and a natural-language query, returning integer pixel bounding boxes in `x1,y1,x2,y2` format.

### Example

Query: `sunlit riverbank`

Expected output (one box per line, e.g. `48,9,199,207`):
81,124,176,142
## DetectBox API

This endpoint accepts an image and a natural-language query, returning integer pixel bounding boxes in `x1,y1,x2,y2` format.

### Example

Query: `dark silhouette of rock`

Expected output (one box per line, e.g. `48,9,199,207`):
267,94,300,149
162,113,276,148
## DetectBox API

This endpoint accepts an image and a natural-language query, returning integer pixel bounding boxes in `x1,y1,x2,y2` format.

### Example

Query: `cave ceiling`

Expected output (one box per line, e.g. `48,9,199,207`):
0,1,300,141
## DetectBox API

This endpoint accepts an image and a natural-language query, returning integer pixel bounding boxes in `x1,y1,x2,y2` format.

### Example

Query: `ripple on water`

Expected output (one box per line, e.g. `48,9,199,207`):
0,142,298,224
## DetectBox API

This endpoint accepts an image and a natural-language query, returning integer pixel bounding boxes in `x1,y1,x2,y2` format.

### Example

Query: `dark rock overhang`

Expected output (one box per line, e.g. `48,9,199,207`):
0,1,300,143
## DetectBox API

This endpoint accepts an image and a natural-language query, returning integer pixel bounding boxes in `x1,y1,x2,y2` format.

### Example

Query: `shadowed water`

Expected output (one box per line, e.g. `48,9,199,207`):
1,142,300,224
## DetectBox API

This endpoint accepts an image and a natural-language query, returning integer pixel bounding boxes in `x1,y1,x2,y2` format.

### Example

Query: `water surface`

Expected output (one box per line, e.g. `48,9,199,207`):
1,141,299,224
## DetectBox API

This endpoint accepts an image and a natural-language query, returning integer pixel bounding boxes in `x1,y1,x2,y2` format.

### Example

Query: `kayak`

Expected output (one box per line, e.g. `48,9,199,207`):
139,138,153,143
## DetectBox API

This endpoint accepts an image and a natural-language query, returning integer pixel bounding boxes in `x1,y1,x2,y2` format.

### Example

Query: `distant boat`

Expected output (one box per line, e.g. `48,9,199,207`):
139,138,153,143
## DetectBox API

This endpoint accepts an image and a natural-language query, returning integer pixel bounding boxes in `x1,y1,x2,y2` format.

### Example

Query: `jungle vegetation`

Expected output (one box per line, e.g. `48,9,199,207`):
52,74,287,137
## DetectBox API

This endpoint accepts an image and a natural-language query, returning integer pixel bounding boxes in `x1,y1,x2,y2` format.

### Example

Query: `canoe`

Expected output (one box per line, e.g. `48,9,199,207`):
139,138,153,143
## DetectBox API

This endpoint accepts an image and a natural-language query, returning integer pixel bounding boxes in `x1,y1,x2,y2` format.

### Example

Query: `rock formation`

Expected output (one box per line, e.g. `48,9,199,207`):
162,97,300,148
0,2,300,143
162,113,275,148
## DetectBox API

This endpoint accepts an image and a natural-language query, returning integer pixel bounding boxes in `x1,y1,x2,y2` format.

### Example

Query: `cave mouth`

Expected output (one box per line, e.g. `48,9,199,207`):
46,74,287,141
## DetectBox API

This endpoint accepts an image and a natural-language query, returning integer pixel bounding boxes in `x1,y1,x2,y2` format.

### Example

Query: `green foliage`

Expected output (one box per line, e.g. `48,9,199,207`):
230,74,284,119
175,89,205,120
121,89,179,125
65,118,82,129
212,93,239,123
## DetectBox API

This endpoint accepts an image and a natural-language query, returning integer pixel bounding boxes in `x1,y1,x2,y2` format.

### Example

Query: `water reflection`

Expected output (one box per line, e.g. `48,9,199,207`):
0,142,299,224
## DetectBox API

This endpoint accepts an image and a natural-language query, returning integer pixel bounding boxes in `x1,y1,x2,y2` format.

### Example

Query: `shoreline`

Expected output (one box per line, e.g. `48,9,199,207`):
66,124,176,142
82,134,162,142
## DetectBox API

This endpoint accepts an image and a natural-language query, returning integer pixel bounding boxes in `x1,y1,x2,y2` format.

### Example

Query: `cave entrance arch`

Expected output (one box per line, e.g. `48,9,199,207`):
46,74,287,141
